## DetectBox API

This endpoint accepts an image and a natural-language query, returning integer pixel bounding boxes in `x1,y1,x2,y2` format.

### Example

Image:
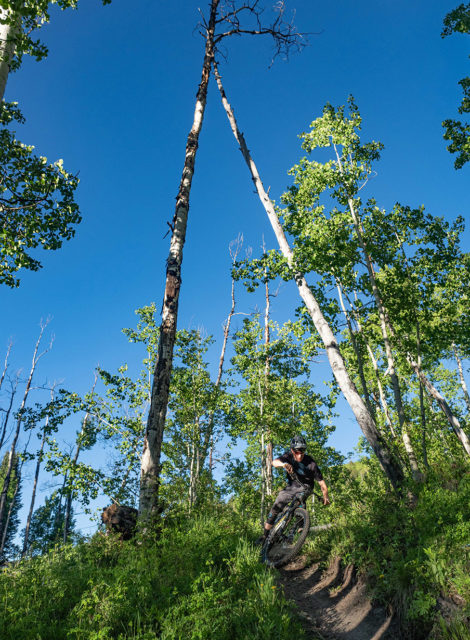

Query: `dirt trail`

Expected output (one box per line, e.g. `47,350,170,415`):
279,556,399,640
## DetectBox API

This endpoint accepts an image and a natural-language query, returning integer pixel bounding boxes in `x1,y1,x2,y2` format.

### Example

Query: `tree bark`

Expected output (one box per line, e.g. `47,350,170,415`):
213,60,404,490
0,7,16,101
139,0,220,517
263,275,273,497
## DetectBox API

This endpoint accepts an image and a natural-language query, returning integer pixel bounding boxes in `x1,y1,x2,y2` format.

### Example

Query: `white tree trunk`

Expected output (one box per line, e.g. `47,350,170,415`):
139,0,220,517
0,340,12,394
407,350,470,457
452,342,470,414
0,7,16,101
263,274,273,497
0,373,19,452
213,61,404,490
204,236,242,478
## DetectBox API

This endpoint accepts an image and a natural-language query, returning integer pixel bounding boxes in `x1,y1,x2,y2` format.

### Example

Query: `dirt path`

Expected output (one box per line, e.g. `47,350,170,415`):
279,556,399,640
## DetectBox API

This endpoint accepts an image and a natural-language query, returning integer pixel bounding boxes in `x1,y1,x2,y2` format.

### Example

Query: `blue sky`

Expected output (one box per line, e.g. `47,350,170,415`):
1,0,469,531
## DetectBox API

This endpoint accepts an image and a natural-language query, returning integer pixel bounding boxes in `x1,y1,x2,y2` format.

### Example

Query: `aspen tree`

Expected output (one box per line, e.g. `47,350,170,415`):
140,0,306,516
212,62,404,489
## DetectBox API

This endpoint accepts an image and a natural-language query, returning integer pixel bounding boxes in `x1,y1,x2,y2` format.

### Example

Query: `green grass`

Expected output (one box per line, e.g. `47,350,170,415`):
0,509,305,640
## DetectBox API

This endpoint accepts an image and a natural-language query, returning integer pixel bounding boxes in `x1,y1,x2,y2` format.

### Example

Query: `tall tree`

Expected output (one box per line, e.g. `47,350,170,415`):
140,0,305,516
213,65,405,489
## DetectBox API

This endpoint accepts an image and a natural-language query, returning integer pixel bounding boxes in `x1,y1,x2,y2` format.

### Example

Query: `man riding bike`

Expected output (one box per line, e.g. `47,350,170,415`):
258,435,330,544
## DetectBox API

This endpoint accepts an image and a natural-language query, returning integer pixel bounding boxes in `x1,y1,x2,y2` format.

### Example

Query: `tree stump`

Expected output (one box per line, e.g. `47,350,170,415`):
101,504,138,540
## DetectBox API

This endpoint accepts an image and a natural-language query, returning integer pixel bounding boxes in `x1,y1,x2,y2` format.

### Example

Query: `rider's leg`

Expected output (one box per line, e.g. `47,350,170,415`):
259,486,300,542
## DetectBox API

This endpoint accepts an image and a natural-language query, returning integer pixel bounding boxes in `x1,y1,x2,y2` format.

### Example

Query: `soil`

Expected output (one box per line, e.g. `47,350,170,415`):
279,556,400,640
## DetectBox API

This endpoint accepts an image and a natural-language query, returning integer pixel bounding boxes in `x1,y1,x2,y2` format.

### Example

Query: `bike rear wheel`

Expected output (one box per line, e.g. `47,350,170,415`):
261,507,310,568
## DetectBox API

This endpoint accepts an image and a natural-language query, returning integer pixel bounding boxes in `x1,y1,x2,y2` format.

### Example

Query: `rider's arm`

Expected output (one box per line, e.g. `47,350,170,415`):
272,458,293,473
318,479,330,505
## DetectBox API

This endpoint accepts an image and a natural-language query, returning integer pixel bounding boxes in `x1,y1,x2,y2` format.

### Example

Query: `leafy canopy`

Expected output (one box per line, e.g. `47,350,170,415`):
0,102,80,286
0,1,111,71
442,3,470,169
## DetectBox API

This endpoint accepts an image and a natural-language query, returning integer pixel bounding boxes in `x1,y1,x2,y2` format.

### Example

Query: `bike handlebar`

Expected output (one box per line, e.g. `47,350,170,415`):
286,469,324,503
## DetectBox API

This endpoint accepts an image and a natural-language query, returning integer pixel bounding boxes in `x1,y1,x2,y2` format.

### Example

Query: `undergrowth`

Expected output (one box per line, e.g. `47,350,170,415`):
304,459,470,639
0,508,305,640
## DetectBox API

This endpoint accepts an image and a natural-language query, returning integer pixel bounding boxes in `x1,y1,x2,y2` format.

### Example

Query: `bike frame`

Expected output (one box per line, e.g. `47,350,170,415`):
271,472,312,533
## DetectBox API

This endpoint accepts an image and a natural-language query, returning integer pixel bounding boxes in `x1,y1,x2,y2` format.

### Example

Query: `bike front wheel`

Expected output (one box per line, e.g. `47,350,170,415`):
261,507,310,568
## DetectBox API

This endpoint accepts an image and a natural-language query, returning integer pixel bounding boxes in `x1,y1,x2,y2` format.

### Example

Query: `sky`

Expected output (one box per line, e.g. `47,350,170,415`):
1,0,469,534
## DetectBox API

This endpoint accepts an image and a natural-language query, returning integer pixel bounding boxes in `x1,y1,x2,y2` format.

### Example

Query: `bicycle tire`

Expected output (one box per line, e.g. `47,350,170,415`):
261,507,310,568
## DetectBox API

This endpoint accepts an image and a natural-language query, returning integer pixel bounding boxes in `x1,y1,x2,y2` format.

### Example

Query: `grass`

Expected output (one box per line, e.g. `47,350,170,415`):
0,508,305,640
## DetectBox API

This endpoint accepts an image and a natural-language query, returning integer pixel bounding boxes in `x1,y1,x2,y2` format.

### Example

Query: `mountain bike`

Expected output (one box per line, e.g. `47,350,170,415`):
261,471,321,568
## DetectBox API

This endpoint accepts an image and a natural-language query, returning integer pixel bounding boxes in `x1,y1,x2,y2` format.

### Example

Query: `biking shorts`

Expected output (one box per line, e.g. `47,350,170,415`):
266,484,309,525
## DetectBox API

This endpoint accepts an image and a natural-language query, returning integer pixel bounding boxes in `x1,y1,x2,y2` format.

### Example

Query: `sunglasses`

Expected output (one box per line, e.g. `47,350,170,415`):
293,448,305,454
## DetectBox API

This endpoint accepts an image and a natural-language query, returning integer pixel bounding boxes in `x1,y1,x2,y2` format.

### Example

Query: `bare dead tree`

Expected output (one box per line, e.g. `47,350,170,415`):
140,0,308,517
0,371,20,453
259,260,272,525
212,0,307,64
0,339,12,394
0,319,52,543
187,237,247,511
139,0,220,517
207,234,244,476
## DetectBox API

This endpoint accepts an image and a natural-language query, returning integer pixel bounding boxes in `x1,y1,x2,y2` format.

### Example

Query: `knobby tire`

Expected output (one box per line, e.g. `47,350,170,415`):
261,507,310,568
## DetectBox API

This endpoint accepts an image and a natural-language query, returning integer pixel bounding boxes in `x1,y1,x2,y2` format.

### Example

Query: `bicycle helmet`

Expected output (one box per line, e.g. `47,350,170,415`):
290,435,307,451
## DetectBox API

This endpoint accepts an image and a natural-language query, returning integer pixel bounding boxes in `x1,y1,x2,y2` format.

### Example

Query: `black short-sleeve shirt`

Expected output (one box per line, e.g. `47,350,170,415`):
278,451,323,488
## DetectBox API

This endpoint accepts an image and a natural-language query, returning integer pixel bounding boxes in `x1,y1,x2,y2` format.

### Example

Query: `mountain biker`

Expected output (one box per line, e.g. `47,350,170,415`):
258,435,330,544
